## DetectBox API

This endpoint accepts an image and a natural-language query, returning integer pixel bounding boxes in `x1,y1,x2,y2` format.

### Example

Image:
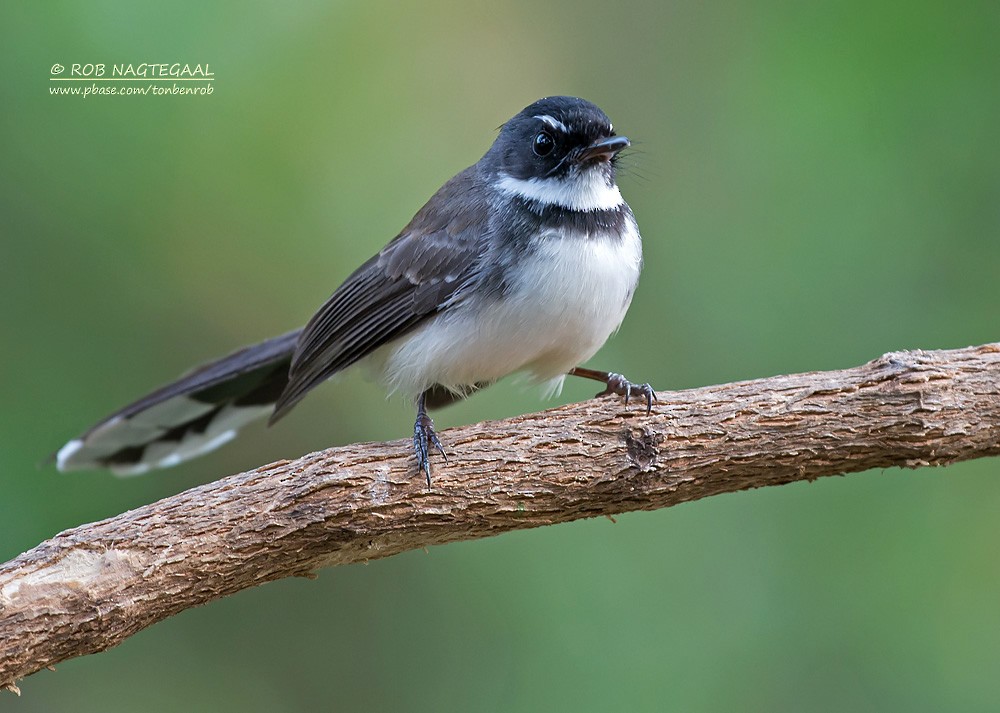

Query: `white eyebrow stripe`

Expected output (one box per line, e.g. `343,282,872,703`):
534,114,568,133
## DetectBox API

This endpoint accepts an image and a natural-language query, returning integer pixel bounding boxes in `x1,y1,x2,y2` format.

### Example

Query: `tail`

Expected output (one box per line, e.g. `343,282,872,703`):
55,329,302,476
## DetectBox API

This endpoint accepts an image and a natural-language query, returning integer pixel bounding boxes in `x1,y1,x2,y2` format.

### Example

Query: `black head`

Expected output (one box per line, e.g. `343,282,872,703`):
482,96,629,184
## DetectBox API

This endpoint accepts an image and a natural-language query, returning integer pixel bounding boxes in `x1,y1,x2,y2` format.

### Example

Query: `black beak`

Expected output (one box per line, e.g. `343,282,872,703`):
577,135,630,163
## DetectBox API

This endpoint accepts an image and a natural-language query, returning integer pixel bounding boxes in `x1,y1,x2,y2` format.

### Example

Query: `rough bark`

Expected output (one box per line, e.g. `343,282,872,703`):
2,343,1000,693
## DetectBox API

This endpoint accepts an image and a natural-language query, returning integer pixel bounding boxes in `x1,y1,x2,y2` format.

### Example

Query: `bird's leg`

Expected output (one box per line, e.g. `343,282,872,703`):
568,367,656,415
413,391,447,486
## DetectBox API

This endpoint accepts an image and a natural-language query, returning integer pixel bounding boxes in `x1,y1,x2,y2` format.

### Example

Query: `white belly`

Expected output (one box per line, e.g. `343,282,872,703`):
374,217,643,399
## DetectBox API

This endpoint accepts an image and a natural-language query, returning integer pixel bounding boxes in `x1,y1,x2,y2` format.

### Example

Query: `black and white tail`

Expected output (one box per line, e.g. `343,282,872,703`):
55,329,302,476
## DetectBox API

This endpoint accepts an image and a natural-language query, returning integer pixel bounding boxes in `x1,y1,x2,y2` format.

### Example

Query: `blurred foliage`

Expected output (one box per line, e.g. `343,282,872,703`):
2,1,999,710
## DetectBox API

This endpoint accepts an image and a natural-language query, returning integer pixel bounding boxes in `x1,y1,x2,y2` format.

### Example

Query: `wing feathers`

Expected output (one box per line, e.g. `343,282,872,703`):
57,167,493,473
273,168,488,420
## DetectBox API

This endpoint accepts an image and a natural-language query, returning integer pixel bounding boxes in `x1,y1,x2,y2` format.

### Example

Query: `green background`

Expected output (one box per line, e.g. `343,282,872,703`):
3,1,999,711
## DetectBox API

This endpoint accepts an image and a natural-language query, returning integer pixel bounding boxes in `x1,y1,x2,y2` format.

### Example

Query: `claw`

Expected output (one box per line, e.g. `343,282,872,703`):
597,372,657,415
413,410,447,487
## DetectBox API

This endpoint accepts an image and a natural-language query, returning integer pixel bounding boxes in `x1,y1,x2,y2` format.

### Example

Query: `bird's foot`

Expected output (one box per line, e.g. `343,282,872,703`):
596,372,657,415
413,411,447,487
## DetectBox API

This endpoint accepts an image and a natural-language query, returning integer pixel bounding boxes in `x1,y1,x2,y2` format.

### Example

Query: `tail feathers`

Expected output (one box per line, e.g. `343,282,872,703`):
56,329,301,475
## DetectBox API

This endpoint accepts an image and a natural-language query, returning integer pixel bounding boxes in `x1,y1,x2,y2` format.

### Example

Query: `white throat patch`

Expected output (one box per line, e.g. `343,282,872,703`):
497,171,624,212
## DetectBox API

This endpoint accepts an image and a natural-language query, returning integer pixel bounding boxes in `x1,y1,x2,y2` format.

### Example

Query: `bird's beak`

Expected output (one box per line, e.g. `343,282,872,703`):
577,136,630,163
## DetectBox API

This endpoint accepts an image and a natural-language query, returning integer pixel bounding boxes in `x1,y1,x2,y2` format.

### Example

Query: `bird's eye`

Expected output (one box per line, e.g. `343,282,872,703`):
532,131,555,157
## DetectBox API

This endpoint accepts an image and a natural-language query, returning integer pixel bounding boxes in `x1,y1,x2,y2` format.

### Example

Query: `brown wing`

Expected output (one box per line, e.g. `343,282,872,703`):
270,167,489,421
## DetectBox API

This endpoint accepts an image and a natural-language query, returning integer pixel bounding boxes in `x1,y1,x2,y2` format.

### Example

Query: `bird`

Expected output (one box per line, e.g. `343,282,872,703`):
55,96,654,485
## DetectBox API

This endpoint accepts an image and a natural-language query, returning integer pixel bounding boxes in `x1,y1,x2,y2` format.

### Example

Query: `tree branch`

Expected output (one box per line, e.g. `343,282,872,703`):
3,343,1000,692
